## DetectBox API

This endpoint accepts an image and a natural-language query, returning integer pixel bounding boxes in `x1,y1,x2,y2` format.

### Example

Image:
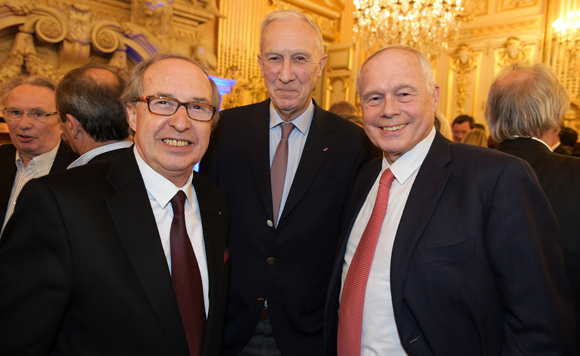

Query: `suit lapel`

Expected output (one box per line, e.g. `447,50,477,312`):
281,103,334,221
242,100,275,218
390,133,452,318
105,150,188,356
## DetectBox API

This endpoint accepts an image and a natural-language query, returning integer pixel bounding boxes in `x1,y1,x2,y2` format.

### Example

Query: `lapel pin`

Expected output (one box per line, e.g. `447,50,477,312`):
324,147,328,152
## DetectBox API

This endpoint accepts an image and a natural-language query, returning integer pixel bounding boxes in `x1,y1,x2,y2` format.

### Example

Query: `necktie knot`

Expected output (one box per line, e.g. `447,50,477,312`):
280,122,295,139
379,168,395,188
171,190,186,216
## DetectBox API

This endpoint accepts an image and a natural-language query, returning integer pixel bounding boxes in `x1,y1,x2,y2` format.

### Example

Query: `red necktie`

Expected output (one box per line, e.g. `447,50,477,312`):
271,122,295,227
170,190,205,356
337,168,396,356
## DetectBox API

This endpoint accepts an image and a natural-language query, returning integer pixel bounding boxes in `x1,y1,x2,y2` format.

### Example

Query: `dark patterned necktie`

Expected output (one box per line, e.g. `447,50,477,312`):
170,190,205,355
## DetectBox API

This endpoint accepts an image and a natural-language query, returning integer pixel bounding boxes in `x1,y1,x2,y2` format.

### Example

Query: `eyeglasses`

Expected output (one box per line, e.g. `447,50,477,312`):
2,108,58,121
133,95,216,122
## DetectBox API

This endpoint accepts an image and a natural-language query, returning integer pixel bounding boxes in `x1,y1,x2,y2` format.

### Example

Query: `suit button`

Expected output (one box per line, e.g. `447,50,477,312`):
267,220,274,227
256,298,265,304
267,257,275,265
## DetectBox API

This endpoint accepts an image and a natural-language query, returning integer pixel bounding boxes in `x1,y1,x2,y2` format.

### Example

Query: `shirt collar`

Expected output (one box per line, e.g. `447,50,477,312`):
269,100,315,135
15,140,60,169
133,146,193,209
381,126,436,185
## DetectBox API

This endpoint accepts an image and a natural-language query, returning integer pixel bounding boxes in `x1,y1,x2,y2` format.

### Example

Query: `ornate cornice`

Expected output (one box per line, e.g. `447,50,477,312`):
459,18,542,40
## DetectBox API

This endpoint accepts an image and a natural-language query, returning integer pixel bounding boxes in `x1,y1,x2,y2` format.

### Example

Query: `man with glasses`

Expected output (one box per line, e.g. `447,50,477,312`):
0,53,230,356
0,75,78,235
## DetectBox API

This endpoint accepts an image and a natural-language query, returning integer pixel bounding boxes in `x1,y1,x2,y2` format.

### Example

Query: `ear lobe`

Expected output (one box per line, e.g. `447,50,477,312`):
317,54,328,77
65,114,81,138
126,104,138,132
257,54,265,77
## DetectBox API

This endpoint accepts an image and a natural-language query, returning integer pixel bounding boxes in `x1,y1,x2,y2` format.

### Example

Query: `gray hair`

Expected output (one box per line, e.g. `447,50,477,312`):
1,75,57,108
121,52,221,127
485,62,569,142
260,9,325,57
356,45,436,96
56,63,129,142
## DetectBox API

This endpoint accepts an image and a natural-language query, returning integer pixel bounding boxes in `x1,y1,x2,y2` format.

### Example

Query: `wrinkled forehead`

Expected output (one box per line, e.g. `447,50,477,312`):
6,84,56,109
142,59,213,98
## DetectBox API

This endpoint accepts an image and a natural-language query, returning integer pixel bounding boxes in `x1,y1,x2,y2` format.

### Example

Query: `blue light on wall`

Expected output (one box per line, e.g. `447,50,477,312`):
194,76,236,173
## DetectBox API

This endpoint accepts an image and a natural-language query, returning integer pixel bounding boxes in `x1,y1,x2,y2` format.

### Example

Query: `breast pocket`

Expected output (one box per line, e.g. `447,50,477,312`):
412,238,475,266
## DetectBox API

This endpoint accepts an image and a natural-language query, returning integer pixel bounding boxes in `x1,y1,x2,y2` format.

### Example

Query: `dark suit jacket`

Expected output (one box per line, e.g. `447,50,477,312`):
497,137,580,354
89,146,131,163
324,133,575,356
0,149,230,356
553,143,572,155
0,140,78,228
199,99,377,356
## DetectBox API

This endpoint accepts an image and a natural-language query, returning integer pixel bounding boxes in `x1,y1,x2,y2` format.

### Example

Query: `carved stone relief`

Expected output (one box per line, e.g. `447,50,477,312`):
497,36,528,67
0,0,222,83
451,43,478,115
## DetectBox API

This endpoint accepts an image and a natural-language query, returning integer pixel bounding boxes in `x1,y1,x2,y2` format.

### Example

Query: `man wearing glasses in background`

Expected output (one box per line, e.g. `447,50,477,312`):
0,76,78,235
0,53,230,356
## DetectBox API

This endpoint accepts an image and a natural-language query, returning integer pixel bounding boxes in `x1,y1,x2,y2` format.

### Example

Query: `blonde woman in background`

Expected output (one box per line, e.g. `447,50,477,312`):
462,127,488,147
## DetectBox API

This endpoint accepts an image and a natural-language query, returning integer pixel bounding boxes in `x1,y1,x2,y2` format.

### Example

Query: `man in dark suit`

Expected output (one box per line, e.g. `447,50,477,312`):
57,63,133,167
324,45,575,356
200,9,377,356
0,53,229,356
487,62,580,354
0,75,77,234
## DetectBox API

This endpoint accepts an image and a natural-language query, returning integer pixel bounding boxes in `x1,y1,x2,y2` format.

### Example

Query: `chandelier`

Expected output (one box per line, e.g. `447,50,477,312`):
354,0,474,54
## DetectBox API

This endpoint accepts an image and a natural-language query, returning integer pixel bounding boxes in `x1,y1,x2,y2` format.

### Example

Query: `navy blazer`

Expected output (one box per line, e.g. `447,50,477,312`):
200,99,377,356
324,132,576,356
0,140,78,228
0,149,230,356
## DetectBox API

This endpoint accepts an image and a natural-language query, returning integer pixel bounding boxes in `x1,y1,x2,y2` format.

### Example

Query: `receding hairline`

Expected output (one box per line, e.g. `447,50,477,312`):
357,46,431,93
259,10,325,57
142,58,213,91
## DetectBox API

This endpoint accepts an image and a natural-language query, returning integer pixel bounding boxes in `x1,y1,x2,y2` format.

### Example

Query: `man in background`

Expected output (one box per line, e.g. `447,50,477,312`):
0,53,229,356
201,9,376,356
451,114,474,142
0,76,77,234
555,127,577,155
324,45,574,356
487,61,580,354
57,63,132,167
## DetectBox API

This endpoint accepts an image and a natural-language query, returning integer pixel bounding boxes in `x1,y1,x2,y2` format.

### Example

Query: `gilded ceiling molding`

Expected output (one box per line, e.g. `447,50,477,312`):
459,18,542,40
498,0,537,13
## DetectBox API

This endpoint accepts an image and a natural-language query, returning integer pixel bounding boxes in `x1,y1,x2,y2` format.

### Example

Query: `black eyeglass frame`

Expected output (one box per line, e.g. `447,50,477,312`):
132,95,217,122
2,108,58,121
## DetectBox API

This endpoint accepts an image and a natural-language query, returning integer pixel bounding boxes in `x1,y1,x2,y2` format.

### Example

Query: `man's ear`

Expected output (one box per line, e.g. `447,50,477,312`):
65,114,82,139
127,104,138,132
317,54,328,77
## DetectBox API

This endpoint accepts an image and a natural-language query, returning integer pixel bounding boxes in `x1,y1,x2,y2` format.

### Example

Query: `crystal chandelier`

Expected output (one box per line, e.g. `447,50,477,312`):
354,0,474,54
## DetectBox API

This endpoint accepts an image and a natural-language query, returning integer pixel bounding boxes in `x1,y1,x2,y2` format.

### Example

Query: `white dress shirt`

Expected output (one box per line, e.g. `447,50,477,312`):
134,147,209,317
268,100,314,225
1,142,60,236
340,127,436,356
68,141,133,168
